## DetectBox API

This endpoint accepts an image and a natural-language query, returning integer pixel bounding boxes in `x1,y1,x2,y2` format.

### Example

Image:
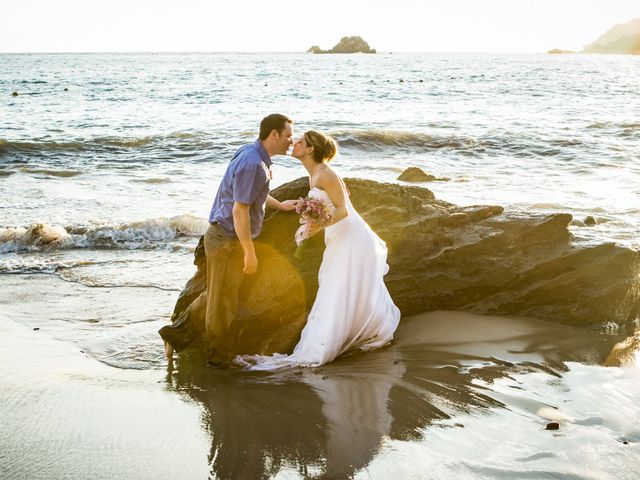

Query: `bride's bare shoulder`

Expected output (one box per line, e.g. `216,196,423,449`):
315,167,341,189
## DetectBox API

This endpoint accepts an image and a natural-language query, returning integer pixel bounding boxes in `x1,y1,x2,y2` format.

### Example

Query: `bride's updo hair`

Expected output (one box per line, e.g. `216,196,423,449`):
304,130,338,163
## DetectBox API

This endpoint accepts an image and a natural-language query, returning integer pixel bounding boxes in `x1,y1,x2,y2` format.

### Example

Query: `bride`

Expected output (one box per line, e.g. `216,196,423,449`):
235,130,400,370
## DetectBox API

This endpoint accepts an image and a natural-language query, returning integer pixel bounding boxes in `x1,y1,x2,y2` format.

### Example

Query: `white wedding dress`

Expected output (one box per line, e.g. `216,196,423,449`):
235,186,400,370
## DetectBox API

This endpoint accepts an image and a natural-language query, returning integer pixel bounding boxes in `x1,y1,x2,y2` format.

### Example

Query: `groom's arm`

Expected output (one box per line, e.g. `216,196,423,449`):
266,194,297,211
232,202,258,274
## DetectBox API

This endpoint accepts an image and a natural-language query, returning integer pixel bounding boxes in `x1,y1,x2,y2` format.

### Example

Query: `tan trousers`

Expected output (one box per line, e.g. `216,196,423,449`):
204,223,245,365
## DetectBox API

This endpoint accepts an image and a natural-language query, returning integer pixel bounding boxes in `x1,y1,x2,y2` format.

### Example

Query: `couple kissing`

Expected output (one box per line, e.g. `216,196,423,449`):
159,113,400,370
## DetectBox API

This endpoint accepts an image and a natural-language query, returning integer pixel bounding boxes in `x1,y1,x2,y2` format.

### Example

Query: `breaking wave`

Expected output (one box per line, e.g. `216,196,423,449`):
1,127,606,165
18,167,84,177
0,214,209,253
332,129,589,157
0,131,234,161
334,130,480,152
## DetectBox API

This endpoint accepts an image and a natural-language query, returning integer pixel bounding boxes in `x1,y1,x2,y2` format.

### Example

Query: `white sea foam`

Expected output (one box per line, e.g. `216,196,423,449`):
0,223,73,253
0,257,96,274
0,214,209,253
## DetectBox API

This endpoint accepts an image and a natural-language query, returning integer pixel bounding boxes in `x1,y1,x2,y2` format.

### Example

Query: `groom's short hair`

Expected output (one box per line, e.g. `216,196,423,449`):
259,114,293,140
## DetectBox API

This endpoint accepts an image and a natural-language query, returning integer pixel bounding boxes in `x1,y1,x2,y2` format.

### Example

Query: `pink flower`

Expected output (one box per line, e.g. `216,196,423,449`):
293,196,334,252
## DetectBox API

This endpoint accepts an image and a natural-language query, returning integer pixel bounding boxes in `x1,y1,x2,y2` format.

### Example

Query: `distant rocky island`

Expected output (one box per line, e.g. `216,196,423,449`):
547,49,575,55
307,36,376,54
549,18,640,55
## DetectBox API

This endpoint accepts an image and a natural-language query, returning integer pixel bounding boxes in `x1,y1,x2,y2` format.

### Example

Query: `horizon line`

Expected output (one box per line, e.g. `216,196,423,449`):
0,49,577,55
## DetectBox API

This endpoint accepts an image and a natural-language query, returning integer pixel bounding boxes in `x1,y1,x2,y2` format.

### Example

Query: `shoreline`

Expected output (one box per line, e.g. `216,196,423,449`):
3,308,639,478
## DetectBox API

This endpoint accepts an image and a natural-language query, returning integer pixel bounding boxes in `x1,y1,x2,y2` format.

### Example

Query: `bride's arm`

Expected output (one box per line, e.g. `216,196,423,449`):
318,170,348,224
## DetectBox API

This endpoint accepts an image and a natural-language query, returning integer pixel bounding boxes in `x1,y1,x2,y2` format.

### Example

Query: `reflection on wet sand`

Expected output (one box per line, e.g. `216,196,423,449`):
168,311,626,479
170,351,406,479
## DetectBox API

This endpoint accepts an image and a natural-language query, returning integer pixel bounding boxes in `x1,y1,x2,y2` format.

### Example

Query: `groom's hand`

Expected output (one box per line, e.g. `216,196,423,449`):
279,199,299,211
243,251,258,274
266,195,297,212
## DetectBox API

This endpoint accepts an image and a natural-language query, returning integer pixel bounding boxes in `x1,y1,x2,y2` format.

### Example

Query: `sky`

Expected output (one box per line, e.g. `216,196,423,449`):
1,0,638,53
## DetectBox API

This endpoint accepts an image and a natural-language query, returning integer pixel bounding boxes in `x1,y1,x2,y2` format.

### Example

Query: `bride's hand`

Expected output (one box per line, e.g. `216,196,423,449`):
307,221,324,238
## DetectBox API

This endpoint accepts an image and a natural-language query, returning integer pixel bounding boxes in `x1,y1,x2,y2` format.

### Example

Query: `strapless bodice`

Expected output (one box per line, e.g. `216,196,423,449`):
308,187,336,211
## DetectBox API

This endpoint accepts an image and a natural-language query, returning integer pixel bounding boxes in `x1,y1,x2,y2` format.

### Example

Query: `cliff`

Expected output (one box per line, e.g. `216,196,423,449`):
583,18,640,54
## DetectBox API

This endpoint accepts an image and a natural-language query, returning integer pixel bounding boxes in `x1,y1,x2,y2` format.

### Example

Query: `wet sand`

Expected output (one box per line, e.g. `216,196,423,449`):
0,317,209,479
2,310,639,479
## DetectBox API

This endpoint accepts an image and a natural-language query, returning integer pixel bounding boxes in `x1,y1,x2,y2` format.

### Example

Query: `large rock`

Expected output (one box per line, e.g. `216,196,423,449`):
397,167,436,182
172,178,640,356
308,36,376,54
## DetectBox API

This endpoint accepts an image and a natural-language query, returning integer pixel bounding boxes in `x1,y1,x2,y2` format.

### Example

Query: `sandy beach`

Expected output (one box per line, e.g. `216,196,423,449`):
2,307,638,479
0,316,210,479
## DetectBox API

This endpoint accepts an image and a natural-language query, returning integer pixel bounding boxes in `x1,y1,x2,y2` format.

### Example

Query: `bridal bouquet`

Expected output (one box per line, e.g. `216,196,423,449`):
294,197,333,259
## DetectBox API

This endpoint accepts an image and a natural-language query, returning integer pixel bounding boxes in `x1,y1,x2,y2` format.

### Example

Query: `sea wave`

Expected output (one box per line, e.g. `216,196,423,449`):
0,258,98,274
0,131,229,159
0,214,208,253
130,177,173,184
334,130,480,152
588,121,640,130
18,167,84,177
0,128,604,162
0,139,87,153
331,129,589,157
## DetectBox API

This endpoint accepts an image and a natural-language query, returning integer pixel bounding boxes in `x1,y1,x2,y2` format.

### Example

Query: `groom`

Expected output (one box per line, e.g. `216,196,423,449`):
159,113,296,366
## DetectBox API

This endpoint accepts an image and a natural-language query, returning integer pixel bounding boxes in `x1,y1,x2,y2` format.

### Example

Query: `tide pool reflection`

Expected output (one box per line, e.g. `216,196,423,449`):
167,312,623,479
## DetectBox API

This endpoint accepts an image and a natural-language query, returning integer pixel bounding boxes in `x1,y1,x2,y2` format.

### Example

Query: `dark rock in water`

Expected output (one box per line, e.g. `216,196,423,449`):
584,215,598,226
64,87,69,91
545,422,560,430
170,177,640,357
308,36,376,54
397,167,436,182
12,91,19,96
570,219,585,227
604,331,640,367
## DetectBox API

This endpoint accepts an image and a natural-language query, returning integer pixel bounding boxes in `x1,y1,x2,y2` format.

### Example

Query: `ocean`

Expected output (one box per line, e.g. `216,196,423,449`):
1,52,639,479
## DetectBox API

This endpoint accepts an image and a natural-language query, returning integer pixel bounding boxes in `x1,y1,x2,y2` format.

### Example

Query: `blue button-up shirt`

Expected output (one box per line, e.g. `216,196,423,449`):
209,140,272,238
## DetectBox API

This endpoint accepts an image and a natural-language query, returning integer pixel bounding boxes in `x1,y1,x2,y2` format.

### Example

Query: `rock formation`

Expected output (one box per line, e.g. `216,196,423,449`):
170,178,640,356
308,36,376,54
604,331,640,367
397,167,436,182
